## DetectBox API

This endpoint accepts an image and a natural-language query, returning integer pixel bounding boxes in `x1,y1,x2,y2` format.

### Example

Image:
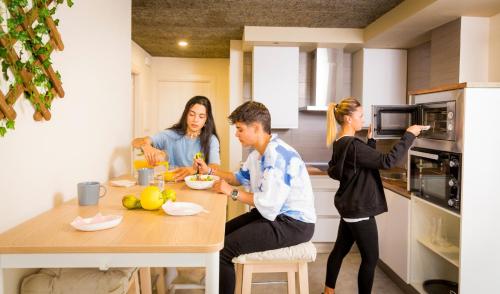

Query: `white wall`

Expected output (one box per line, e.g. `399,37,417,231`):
490,12,500,82
0,0,131,291
149,57,230,170
132,41,153,138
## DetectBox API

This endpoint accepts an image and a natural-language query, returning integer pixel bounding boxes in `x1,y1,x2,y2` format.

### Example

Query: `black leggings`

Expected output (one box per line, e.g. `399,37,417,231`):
219,208,315,294
325,217,379,294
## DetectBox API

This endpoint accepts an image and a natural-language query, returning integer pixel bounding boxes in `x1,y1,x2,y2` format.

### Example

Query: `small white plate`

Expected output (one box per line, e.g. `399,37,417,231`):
162,201,208,216
110,179,136,188
70,213,123,231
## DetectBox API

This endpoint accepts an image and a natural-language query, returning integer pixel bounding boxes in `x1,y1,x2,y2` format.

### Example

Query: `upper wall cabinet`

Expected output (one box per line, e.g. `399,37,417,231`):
352,48,407,128
252,46,299,128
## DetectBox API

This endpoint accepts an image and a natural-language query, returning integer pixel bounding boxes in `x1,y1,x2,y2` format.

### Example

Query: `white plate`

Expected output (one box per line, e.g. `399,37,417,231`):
70,213,123,231
110,179,136,188
184,175,219,190
162,201,208,216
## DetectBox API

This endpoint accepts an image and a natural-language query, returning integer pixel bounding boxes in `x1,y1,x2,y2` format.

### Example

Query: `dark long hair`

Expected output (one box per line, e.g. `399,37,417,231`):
169,96,219,163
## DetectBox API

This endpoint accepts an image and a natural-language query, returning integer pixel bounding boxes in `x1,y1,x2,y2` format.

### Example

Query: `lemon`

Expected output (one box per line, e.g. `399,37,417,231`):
122,194,142,209
140,186,164,210
162,189,176,203
194,152,204,160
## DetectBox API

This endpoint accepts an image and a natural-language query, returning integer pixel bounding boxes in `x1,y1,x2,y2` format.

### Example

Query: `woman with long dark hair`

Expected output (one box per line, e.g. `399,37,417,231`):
324,97,425,294
132,96,220,181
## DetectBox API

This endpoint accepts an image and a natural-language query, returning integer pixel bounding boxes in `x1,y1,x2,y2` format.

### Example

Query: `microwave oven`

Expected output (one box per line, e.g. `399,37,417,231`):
372,88,464,153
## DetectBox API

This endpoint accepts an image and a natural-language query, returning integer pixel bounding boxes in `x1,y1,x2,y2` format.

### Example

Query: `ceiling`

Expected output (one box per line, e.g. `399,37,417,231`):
132,0,404,58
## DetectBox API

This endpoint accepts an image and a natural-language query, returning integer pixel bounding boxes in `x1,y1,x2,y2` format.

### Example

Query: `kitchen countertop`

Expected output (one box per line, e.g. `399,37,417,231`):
382,179,411,199
307,166,411,199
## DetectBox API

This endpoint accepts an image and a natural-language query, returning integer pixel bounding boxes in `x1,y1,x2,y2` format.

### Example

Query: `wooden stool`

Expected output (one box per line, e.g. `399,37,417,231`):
232,241,317,294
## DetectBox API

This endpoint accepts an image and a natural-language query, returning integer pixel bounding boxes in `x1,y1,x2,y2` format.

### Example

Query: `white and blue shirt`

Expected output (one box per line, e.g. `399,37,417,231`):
235,135,316,223
150,130,220,167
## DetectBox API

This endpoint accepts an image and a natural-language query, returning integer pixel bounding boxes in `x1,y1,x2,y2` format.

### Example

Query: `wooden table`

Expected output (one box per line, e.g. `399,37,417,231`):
0,179,227,293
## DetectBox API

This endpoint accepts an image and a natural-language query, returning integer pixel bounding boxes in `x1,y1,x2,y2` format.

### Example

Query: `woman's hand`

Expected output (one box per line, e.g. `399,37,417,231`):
171,166,195,181
407,125,425,137
193,158,209,174
142,145,166,166
212,179,232,196
367,123,373,139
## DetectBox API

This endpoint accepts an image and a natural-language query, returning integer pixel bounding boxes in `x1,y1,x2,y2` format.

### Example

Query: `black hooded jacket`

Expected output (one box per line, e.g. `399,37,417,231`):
328,132,415,218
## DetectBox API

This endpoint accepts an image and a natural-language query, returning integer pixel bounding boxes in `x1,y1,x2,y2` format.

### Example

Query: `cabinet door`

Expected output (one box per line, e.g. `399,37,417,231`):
312,217,340,242
377,189,410,282
352,48,407,128
253,46,299,128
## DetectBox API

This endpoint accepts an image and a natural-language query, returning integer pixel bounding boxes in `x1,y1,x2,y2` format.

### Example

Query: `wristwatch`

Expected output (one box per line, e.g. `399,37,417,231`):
230,188,239,201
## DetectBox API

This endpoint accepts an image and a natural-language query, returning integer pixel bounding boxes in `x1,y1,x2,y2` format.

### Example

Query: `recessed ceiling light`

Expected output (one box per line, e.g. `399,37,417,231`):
178,40,188,47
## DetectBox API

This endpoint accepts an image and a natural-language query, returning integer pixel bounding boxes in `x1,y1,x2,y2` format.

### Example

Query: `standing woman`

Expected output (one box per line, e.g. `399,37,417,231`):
323,97,423,294
132,96,220,181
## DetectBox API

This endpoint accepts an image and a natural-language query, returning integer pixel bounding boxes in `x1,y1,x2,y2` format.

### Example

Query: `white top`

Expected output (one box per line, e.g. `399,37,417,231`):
234,135,316,223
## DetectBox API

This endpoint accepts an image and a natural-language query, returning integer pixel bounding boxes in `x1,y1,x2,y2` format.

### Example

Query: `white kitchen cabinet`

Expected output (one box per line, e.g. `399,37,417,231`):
252,46,299,128
352,48,407,127
377,189,411,283
310,176,340,244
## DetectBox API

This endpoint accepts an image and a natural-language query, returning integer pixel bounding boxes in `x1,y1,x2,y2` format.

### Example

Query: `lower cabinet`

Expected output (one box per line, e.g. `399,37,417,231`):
377,188,410,283
310,176,340,243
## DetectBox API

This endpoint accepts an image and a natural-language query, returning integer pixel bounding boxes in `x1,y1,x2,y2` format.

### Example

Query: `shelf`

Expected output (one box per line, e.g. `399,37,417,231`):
417,238,460,267
413,196,461,218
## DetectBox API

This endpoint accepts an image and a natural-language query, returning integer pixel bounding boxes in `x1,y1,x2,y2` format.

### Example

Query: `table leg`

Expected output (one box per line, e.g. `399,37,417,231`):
204,252,219,294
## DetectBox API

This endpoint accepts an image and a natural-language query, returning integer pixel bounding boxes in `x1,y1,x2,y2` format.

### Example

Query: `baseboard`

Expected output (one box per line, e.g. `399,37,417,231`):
377,260,420,294
313,242,359,254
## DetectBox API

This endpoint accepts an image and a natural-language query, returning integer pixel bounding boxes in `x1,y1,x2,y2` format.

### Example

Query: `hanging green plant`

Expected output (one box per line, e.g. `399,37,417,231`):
0,0,73,137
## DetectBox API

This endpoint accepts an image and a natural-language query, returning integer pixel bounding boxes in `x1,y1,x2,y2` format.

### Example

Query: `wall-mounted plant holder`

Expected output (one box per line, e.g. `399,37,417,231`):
0,0,73,137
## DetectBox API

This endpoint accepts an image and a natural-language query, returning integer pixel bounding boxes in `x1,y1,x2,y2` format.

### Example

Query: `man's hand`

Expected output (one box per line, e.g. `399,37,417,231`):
172,167,195,181
212,179,232,196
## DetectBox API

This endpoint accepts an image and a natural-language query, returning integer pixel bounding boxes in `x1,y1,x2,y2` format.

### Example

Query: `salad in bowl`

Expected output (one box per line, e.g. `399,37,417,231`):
184,174,220,190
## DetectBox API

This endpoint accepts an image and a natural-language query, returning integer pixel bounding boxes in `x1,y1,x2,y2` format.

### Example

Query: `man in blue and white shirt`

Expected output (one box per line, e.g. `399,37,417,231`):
195,101,316,294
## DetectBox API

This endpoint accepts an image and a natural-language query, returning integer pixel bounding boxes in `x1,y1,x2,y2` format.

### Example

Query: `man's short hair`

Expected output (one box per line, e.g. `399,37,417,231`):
228,101,271,134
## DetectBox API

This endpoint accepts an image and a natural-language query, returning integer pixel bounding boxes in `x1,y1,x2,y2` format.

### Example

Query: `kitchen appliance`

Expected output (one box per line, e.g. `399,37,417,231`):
408,147,461,213
299,48,343,111
423,279,458,294
372,88,463,153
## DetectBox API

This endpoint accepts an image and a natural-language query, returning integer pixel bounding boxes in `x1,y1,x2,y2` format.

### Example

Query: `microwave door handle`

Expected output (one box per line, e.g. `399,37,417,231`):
410,150,439,160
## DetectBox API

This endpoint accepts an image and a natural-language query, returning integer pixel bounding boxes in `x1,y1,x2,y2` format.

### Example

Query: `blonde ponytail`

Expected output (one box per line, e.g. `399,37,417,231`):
326,102,338,146
326,97,362,146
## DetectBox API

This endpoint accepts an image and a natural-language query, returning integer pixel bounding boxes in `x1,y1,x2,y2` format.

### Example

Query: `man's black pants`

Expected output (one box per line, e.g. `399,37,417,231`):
219,208,315,294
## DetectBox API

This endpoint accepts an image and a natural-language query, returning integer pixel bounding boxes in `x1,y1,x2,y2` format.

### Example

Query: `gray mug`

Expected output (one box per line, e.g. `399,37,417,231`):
78,182,106,206
138,168,153,186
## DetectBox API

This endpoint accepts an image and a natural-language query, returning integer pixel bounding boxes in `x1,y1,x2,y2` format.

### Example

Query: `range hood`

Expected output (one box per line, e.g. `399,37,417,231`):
300,48,344,112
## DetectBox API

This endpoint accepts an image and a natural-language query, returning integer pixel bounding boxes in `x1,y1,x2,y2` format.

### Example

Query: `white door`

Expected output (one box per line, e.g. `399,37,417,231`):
156,80,213,132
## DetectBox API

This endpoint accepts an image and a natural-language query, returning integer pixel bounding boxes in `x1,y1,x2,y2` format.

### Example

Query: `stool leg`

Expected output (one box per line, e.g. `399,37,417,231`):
241,264,253,294
235,264,243,294
287,270,296,294
298,263,309,294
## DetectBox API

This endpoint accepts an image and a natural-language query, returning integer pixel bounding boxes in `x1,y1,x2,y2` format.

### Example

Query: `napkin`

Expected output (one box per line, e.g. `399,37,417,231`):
110,179,136,188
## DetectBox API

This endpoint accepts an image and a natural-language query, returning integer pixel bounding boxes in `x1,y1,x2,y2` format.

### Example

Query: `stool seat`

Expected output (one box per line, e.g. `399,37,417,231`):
232,241,316,264
232,242,316,294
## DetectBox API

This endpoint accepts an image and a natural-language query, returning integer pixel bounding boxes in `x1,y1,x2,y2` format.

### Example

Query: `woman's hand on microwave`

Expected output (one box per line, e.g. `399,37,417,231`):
407,125,425,137
367,124,373,139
